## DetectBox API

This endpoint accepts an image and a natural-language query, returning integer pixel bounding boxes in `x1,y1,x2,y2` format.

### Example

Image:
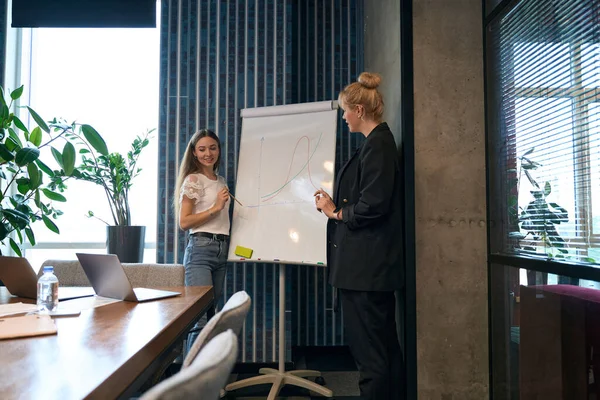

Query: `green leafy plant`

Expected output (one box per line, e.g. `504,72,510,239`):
75,128,154,226
0,85,105,256
508,148,573,259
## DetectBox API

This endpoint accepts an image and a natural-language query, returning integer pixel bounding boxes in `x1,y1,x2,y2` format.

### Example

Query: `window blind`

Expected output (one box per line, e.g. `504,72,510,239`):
488,0,600,264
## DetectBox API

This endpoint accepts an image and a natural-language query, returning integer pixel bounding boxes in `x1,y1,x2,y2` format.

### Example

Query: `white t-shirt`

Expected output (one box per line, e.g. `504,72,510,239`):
179,173,230,235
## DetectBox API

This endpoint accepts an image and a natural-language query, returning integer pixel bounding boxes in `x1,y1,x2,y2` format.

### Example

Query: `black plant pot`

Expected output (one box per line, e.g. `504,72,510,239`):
106,225,146,263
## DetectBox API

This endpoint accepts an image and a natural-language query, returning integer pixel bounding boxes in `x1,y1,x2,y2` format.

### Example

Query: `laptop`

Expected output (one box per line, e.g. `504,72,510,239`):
0,256,95,301
75,253,180,302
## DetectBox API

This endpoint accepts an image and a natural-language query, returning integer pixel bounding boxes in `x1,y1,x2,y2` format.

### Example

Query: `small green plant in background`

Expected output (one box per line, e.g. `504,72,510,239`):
0,85,106,256
507,147,589,261
75,128,154,226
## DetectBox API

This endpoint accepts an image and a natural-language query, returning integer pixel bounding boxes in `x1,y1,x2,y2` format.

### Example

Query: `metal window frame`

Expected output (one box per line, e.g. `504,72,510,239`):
485,1,600,398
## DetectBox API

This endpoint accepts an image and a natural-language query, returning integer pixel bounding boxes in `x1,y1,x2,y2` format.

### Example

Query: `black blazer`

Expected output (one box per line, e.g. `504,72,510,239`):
327,122,404,291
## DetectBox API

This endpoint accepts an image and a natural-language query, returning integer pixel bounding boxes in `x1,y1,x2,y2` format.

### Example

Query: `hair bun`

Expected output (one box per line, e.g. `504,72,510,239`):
357,72,381,89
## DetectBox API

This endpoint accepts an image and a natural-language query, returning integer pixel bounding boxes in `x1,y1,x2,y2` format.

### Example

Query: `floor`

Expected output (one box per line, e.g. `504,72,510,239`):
223,346,360,399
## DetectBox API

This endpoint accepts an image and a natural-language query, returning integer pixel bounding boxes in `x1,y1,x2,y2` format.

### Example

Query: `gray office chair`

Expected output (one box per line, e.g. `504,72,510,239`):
39,260,90,286
40,260,185,287
140,330,238,400
182,290,251,368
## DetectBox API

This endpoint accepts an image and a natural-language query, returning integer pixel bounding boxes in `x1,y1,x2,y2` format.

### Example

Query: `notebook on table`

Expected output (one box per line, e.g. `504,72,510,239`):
75,253,180,302
0,256,95,301
0,315,57,340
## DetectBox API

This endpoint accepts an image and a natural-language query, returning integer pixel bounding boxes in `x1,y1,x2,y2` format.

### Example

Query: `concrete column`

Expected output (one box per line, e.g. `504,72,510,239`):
413,0,488,398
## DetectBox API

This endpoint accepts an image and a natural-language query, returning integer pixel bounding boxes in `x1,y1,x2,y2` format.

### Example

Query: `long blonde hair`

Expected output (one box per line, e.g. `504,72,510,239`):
338,72,384,122
172,129,222,216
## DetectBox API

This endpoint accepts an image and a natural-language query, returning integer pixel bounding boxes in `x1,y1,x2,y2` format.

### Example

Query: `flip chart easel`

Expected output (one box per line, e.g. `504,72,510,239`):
226,101,337,398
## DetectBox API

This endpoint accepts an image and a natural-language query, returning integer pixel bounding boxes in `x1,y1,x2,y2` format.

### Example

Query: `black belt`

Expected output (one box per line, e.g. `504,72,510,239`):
191,232,229,241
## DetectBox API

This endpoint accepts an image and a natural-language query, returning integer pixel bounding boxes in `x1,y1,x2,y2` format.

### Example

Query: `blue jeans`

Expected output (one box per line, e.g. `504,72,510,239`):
183,235,229,352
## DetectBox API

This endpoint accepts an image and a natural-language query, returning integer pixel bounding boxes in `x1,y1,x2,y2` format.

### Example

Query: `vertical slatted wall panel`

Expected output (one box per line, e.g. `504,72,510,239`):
290,0,364,347
158,0,363,362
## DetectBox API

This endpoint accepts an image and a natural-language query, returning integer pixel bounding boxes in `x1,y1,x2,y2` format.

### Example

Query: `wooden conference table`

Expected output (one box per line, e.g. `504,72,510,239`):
0,286,213,400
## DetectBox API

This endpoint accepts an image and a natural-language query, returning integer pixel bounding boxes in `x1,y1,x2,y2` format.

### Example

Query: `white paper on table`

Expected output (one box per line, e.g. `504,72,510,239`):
0,302,39,318
58,295,120,311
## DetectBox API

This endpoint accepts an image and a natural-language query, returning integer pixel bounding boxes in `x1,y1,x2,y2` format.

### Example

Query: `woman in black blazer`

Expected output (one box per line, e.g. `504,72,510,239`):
315,72,404,400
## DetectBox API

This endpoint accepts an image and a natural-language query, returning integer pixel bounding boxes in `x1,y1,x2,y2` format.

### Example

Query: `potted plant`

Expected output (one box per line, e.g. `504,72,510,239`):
74,127,154,262
507,148,589,285
508,148,570,259
0,85,105,256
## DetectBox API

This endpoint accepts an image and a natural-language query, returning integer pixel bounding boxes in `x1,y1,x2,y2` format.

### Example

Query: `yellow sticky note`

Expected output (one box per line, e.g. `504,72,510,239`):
235,245,253,259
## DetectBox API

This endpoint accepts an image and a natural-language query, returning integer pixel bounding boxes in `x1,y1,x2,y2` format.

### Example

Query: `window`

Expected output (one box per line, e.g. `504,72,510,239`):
491,0,600,265
487,2,600,398
11,25,159,270
590,103,600,239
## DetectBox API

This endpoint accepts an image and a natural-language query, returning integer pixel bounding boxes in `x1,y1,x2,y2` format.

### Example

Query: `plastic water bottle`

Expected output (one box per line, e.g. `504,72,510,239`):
37,266,59,312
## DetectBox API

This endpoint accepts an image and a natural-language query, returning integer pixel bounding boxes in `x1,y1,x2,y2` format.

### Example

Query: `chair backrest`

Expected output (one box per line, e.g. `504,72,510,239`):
182,290,251,369
140,330,238,400
119,263,185,287
40,260,185,287
40,260,89,286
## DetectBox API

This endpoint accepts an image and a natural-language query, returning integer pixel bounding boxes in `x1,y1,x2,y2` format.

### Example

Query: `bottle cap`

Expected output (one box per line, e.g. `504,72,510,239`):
43,266,54,274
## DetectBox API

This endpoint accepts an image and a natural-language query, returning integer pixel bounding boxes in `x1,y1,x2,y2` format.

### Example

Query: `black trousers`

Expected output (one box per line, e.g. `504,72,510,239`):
340,289,405,400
